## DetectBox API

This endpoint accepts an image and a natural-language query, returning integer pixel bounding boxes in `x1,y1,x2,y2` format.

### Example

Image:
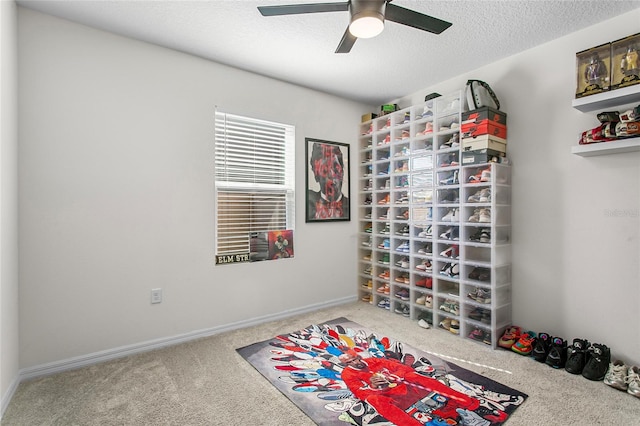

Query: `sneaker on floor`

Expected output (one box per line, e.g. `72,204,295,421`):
565,338,590,374
511,331,537,355
531,332,553,362
498,326,521,349
544,337,568,369
604,360,629,391
627,366,640,398
582,343,611,381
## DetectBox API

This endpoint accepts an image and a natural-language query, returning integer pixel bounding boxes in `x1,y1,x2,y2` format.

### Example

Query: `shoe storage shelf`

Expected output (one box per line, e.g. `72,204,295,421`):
357,90,512,349
571,85,640,156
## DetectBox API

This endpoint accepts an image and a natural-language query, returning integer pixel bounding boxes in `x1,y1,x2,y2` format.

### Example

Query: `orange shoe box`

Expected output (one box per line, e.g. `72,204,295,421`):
462,107,507,126
461,119,507,140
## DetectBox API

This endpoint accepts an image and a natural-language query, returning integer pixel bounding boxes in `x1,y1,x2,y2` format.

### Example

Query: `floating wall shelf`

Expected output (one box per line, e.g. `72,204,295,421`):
572,84,640,156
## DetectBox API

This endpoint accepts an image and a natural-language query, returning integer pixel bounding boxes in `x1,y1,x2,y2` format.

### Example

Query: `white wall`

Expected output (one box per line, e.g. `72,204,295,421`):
0,0,20,415
394,8,640,365
17,8,367,369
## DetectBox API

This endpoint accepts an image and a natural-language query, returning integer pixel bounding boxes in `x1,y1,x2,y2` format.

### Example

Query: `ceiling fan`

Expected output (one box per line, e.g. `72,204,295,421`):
257,0,452,53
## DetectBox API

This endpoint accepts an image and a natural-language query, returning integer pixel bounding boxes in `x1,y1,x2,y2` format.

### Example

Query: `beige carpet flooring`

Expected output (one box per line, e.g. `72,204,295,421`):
3,301,639,425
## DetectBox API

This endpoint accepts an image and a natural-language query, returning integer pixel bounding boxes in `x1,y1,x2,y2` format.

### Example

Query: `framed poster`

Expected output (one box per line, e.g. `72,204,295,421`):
305,138,350,223
249,230,294,261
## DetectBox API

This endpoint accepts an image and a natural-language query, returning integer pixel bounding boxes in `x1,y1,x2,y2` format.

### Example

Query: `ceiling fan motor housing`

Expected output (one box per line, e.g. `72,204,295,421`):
349,0,386,38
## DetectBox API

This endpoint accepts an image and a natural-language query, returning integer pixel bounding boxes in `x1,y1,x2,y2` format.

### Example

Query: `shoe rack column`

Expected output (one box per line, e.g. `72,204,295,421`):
423,92,463,334
459,163,512,348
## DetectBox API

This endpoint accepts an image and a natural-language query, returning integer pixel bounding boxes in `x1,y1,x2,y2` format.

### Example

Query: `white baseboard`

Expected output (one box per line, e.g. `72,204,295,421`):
1,295,355,420
16,295,356,383
1,375,20,420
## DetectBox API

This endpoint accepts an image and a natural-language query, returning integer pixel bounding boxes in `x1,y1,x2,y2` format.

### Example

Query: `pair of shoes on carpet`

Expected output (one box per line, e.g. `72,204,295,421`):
529,333,567,368
564,339,611,381
604,361,640,398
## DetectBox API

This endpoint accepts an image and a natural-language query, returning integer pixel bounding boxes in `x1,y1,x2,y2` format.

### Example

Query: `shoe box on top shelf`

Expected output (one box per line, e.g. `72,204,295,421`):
461,107,508,165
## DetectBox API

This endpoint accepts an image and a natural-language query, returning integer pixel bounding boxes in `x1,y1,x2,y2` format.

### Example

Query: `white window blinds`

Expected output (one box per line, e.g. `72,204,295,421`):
214,111,295,255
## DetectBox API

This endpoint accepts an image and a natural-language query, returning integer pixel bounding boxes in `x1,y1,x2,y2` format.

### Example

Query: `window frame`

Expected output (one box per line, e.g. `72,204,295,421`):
214,111,295,258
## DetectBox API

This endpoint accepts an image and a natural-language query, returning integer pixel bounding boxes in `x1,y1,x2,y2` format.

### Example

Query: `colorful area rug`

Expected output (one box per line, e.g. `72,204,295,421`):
236,317,527,425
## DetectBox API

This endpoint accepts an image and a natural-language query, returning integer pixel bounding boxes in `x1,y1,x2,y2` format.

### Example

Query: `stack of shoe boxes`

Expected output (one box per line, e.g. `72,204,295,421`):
460,107,508,165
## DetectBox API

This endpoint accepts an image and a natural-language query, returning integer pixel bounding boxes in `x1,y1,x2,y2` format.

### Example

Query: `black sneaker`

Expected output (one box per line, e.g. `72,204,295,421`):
582,343,611,381
545,337,568,368
531,332,552,362
565,338,590,374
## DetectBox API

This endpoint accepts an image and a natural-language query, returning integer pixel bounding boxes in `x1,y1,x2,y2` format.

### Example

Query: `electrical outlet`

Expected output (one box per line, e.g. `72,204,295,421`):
151,288,162,304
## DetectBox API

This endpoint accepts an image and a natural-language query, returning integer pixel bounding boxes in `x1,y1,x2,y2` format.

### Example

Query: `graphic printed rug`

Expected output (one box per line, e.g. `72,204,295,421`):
236,318,527,425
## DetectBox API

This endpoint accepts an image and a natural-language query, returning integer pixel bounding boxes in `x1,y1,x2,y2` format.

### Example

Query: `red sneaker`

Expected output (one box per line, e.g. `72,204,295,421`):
512,331,538,355
498,326,522,349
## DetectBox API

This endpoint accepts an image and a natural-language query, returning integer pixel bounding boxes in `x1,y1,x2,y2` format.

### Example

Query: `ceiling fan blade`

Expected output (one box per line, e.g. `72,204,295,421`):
335,26,357,53
385,3,452,34
258,2,349,16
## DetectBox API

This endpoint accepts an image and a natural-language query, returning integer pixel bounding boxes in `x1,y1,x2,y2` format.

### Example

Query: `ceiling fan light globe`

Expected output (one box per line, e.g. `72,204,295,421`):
349,16,384,38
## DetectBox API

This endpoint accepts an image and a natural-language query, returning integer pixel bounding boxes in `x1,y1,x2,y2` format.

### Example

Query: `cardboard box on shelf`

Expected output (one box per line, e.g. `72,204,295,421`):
462,134,507,153
462,107,507,126
461,119,507,139
361,112,378,123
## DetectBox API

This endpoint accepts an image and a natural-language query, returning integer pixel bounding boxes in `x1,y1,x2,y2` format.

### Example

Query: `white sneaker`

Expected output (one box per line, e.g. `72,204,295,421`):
468,188,491,203
627,366,640,398
424,295,433,308
479,208,491,223
468,208,481,222
442,208,459,222
418,225,432,238
478,188,491,202
604,360,628,391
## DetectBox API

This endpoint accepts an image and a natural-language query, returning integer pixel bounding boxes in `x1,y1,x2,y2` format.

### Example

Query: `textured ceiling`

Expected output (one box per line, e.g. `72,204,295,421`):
16,0,640,105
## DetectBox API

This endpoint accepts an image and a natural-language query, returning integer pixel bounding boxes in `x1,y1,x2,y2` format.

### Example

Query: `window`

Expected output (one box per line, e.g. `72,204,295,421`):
214,111,295,256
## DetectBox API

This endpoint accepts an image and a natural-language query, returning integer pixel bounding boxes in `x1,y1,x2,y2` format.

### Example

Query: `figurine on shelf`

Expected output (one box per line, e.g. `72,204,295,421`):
620,44,639,78
584,52,608,87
